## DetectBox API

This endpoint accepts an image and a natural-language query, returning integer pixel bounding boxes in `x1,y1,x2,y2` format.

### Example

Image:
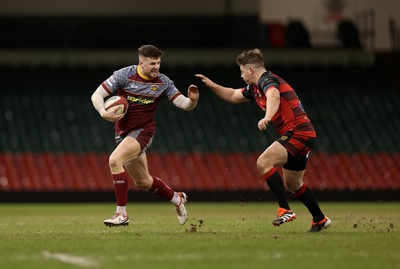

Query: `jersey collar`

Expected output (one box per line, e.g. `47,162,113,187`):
137,65,153,81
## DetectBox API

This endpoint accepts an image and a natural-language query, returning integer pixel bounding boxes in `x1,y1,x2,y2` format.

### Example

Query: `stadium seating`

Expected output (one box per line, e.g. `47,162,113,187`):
0,64,399,194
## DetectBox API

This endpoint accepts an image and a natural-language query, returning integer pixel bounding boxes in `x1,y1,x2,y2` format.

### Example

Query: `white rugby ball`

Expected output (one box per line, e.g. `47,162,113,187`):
104,95,128,115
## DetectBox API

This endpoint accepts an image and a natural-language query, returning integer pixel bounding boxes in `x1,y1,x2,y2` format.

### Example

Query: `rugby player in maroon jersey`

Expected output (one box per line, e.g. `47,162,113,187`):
196,48,331,232
91,45,199,227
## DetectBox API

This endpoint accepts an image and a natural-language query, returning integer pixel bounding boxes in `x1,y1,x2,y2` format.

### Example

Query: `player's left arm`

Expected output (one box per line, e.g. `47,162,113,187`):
258,87,280,131
172,84,199,111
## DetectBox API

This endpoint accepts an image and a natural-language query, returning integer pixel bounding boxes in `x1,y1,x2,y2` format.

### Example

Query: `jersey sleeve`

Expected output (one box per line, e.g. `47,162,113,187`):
258,74,280,94
101,66,131,94
161,75,181,101
241,85,254,100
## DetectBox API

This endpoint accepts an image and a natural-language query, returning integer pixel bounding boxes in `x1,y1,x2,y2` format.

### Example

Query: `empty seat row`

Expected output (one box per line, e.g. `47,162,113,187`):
1,64,399,153
0,152,398,192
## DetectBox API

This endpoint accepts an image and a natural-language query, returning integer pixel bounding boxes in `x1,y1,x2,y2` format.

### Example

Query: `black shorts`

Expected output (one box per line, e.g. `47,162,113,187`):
277,132,316,171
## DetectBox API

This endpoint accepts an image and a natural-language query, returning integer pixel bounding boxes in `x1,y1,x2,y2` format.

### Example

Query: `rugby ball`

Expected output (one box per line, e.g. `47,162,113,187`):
104,95,128,115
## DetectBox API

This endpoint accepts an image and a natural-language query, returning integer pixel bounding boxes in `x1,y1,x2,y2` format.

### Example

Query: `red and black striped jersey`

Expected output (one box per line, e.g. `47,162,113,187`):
241,71,316,138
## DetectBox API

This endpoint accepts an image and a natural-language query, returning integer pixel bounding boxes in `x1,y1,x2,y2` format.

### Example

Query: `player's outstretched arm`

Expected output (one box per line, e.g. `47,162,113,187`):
195,74,246,104
172,84,199,111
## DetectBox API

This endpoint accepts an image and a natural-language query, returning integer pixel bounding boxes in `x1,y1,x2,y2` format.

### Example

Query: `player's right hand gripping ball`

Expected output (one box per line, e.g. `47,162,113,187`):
104,96,128,115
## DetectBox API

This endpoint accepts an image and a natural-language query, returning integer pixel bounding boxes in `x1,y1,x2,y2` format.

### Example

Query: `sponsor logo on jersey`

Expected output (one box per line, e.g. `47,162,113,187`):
126,95,155,105
260,78,269,88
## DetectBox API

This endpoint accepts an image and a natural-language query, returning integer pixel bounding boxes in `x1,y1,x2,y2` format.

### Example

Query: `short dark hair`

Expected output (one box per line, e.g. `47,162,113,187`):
236,48,265,67
138,45,164,58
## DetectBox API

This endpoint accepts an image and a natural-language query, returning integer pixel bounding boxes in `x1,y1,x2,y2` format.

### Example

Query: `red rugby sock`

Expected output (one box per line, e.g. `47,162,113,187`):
149,176,174,200
112,171,129,206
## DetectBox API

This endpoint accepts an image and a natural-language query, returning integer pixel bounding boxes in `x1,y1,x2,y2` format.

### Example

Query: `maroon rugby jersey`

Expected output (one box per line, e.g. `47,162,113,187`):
241,71,316,138
101,65,181,137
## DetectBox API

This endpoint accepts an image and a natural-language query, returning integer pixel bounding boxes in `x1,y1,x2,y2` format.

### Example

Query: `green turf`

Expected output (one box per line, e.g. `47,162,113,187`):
0,202,399,269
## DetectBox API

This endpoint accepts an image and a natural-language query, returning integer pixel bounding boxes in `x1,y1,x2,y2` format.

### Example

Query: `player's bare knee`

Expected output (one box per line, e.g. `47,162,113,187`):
108,155,122,171
286,180,302,192
256,156,272,174
285,182,296,192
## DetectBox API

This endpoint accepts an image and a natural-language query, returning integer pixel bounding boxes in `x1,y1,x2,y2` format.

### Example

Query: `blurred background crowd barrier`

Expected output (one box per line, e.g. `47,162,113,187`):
0,0,399,201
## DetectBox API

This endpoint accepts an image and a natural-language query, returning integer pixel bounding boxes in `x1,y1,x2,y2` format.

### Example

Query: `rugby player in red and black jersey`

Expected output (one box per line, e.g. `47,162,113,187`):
196,48,331,232
92,45,199,227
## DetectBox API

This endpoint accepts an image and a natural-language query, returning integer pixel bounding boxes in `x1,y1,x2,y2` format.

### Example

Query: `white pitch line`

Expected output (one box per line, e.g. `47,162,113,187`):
42,251,100,268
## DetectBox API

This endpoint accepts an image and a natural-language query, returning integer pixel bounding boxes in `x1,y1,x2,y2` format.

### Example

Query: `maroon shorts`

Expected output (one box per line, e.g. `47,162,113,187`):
277,132,316,171
115,128,155,154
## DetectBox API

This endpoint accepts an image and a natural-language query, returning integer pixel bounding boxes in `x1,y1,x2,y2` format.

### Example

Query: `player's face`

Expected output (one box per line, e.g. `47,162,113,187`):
139,57,161,78
240,65,253,84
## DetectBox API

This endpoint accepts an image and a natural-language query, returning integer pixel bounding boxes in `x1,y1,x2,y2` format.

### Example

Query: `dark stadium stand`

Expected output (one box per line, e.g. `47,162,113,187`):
0,16,261,49
0,63,399,200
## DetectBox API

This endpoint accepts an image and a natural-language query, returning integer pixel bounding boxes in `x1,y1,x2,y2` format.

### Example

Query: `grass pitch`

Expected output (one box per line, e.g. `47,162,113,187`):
0,202,399,269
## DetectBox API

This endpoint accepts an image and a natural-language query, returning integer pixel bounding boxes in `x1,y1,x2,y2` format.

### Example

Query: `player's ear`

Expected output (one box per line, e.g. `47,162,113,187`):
138,55,144,64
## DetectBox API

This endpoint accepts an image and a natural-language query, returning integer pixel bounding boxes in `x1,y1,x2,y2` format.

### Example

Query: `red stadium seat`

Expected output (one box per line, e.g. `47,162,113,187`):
0,152,399,192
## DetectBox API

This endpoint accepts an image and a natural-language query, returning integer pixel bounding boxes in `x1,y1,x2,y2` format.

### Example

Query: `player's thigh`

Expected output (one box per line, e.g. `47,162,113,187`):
258,141,288,167
110,136,142,164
